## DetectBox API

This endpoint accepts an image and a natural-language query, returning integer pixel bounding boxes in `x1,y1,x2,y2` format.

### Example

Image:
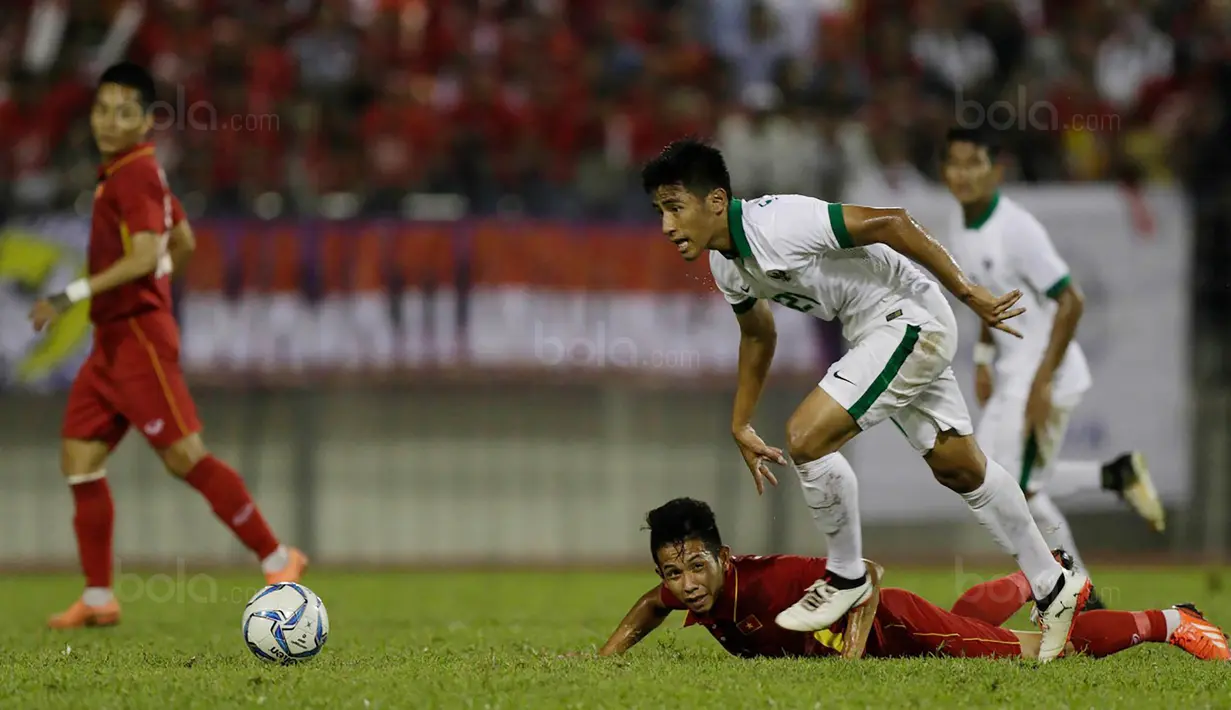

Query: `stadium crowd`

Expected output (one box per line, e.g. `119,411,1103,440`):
0,0,1226,220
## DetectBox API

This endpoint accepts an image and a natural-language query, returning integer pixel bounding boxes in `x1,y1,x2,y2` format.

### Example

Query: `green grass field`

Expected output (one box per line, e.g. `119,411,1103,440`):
2,566,1228,709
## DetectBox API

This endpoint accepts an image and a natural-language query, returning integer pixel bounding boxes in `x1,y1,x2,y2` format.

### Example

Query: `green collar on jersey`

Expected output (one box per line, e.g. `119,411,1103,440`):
964,191,1000,230
722,199,752,259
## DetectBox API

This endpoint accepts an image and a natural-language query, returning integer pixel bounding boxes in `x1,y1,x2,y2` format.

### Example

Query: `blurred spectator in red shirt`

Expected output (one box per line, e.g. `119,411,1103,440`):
360,72,450,212
0,68,89,210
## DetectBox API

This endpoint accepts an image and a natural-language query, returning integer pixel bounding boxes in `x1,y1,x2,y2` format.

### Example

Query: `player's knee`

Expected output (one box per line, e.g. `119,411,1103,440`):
785,387,860,463
785,419,840,463
159,434,209,477
60,439,110,477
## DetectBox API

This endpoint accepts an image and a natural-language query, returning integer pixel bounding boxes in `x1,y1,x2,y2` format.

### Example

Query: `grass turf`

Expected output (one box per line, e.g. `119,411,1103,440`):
1,566,1228,709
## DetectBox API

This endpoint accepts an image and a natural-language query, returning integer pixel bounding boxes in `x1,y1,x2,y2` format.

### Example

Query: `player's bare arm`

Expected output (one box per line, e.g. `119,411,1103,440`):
839,205,1025,338
29,230,164,332
731,300,787,494
28,231,166,334
597,586,674,656
168,218,196,273
974,323,995,407
1025,281,1085,435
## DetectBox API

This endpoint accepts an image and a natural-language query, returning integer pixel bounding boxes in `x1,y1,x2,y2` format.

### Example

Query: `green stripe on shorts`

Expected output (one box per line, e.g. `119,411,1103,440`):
846,324,921,423
1020,433,1039,490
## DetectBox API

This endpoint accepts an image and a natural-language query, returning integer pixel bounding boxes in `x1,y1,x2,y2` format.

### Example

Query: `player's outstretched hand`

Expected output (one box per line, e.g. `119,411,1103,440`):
733,425,786,495
962,286,1024,338
28,298,61,332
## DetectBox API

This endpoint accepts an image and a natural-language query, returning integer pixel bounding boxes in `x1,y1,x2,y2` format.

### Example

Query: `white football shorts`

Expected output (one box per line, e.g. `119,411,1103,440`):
977,390,1079,494
820,308,973,453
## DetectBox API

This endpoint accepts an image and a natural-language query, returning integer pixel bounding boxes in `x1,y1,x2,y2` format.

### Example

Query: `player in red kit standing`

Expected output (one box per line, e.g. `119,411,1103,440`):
593,498,1229,662
28,62,307,629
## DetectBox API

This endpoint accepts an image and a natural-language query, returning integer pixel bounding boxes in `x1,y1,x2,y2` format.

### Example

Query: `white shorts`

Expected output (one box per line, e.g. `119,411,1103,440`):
820,313,973,453
977,391,1078,494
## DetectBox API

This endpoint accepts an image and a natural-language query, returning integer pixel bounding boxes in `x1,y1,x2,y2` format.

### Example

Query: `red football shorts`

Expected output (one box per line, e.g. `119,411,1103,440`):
867,588,1023,659
62,312,202,450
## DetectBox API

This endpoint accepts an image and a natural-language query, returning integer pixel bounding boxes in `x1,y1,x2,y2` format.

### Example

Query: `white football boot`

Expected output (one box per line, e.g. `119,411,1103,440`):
1034,564,1093,663
775,574,873,633
1104,452,1166,533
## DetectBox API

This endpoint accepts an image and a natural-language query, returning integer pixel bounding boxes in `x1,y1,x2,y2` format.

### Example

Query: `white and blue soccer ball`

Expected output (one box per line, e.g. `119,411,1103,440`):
242,582,330,664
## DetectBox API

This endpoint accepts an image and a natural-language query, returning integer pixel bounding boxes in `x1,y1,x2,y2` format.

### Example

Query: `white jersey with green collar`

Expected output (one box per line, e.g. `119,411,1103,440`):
945,192,1091,401
709,195,951,343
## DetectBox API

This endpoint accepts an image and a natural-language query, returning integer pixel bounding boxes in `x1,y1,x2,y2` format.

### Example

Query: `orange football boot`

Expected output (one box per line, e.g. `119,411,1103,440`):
264,547,309,585
1169,603,1231,661
47,597,121,630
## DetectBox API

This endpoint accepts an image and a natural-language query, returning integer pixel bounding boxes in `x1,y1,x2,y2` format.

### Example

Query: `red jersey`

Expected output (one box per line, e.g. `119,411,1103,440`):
89,142,185,326
658,554,834,658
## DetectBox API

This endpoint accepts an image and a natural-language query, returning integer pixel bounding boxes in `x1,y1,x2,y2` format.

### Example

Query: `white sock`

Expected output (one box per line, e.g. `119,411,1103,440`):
1163,608,1182,638
66,470,107,486
260,545,289,574
83,587,114,606
1027,492,1087,572
1046,461,1105,497
795,453,867,580
961,458,1062,600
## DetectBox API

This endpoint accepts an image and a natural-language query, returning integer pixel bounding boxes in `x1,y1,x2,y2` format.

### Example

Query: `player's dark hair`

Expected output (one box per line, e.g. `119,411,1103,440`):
944,126,1000,160
645,497,723,565
640,139,733,200
97,62,157,111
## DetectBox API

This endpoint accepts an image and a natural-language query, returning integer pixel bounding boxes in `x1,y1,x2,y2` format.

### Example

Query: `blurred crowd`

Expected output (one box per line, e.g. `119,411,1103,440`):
0,0,1228,219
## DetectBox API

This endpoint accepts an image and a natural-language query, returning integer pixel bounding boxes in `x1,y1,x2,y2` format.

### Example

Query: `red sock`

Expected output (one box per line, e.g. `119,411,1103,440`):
185,456,280,560
1070,610,1168,657
71,478,114,589
950,571,1034,626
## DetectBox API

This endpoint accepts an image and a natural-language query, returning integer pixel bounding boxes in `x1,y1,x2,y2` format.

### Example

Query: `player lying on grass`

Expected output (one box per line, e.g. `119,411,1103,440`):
27,62,306,629
940,127,1166,608
595,498,1229,661
642,139,1089,661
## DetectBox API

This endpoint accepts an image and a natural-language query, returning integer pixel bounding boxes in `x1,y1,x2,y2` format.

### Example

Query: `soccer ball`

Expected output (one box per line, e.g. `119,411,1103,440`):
241,582,330,664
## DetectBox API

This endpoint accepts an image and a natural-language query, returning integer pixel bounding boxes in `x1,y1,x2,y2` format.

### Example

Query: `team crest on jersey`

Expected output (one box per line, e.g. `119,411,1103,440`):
736,615,762,635
766,270,790,281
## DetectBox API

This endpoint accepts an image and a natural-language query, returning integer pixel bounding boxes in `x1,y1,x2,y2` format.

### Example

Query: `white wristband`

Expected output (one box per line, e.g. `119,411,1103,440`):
973,343,996,366
64,278,92,304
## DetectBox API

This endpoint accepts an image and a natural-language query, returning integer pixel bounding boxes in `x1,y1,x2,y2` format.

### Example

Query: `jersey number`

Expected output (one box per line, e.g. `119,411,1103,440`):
153,168,173,279
772,292,819,313
153,236,173,279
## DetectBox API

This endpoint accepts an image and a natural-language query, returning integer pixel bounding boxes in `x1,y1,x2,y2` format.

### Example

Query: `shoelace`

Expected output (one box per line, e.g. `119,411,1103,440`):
799,581,837,611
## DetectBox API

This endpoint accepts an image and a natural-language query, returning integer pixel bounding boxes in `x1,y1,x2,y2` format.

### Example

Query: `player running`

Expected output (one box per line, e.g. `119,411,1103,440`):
595,498,1228,662
940,127,1166,604
641,139,1089,662
28,62,307,629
